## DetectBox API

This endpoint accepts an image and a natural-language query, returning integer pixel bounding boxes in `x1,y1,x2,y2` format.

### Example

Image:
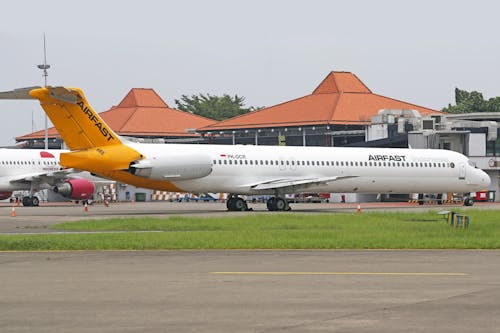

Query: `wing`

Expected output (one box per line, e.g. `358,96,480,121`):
9,169,75,186
246,175,358,192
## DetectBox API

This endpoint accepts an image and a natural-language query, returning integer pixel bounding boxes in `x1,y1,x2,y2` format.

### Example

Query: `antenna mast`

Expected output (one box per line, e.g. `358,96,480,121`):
37,34,50,149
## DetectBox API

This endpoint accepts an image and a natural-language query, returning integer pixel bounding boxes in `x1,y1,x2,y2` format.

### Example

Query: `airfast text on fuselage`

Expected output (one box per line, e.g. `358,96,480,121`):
368,154,406,162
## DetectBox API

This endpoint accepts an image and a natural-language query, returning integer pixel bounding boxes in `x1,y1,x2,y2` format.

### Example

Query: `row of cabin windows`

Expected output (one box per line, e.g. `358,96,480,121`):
213,159,455,168
0,160,59,166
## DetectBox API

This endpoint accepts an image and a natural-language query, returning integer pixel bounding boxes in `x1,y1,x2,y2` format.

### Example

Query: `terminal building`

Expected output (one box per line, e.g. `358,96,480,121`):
197,71,442,147
14,71,500,202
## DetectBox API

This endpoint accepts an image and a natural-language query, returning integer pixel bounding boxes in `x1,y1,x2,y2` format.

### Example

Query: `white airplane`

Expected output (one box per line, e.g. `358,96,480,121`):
0,148,95,206
0,86,491,211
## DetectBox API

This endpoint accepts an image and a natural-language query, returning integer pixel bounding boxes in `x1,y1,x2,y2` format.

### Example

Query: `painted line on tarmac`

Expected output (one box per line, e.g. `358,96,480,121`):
211,272,469,276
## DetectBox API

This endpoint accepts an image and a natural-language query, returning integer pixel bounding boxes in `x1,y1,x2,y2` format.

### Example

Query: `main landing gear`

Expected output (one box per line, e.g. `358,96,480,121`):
266,197,291,211
226,194,250,211
22,196,40,207
226,194,291,211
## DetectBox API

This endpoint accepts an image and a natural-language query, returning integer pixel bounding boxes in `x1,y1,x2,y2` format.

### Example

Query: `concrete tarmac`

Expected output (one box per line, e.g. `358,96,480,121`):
0,250,499,332
1,202,499,332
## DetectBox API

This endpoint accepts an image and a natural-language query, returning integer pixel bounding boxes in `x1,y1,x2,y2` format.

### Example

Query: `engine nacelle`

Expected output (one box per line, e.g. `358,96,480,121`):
53,178,95,200
129,154,212,180
0,191,13,200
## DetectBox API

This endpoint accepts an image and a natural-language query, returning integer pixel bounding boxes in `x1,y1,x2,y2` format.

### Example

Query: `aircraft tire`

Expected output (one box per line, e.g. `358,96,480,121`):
22,196,33,207
232,198,248,211
266,197,276,211
226,197,235,210
31,196,40,207
464,197,474,206
274,197,288,211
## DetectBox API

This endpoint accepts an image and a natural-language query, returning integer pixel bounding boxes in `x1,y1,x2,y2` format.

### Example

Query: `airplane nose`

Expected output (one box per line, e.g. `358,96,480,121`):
479,169,491,188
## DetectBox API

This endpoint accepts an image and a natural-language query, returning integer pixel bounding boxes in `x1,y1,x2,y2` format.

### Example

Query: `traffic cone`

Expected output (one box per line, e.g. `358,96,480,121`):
10,207,16,217
357,204,361,214
84,203,88,212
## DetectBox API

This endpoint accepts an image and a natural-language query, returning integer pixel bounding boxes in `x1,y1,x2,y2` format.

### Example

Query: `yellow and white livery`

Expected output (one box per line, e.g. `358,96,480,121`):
0,86,490,211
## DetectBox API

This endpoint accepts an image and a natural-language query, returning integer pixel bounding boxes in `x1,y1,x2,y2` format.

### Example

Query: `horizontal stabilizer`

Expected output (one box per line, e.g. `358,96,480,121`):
0,86,41,100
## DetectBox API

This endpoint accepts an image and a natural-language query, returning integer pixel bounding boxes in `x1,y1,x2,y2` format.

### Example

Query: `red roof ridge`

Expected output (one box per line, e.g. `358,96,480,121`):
117,88,169,108
312,71,372,94
326,91,342,123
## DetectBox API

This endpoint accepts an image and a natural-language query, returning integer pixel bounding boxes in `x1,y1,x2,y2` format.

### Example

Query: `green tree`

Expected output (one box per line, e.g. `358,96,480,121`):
443,88,500,113
175,93,262,120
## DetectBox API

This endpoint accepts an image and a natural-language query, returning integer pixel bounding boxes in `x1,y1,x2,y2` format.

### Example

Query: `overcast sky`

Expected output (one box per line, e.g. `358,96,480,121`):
1,0,499,146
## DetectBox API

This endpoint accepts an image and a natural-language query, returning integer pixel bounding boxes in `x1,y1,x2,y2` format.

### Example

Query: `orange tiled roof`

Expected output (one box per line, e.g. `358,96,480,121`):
198,71,442,131
16,88,216,141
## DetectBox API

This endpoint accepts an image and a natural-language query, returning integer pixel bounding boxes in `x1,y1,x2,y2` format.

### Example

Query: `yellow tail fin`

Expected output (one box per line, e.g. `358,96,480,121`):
29,87,120,150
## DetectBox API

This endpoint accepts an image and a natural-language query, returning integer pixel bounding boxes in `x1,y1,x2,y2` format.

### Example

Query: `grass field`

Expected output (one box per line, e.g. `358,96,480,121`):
0,210,499,251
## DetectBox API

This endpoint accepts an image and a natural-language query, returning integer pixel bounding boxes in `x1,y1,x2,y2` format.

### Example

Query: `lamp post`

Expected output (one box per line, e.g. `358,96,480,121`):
37,34,50,149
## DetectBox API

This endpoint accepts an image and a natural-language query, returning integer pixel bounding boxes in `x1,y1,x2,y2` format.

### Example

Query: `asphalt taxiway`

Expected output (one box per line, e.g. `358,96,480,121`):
1,250,499,332
1,202,499,332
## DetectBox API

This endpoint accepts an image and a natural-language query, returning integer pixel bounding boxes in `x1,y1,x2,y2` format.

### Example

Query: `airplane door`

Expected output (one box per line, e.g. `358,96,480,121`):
459,163,466,180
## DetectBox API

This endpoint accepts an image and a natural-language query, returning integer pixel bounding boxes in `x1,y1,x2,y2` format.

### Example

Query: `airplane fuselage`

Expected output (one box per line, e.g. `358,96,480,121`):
0,149,62,192
90,143,490,195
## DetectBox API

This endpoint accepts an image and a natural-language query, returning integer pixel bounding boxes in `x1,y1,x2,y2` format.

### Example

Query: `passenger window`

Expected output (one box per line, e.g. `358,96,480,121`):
224,160,227,165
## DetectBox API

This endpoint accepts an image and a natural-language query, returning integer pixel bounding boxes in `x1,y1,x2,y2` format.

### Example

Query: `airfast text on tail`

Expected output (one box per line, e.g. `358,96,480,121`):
29,87,122,150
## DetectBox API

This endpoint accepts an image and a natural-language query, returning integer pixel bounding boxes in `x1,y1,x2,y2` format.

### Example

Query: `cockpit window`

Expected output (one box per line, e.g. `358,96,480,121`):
468,160,476,167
